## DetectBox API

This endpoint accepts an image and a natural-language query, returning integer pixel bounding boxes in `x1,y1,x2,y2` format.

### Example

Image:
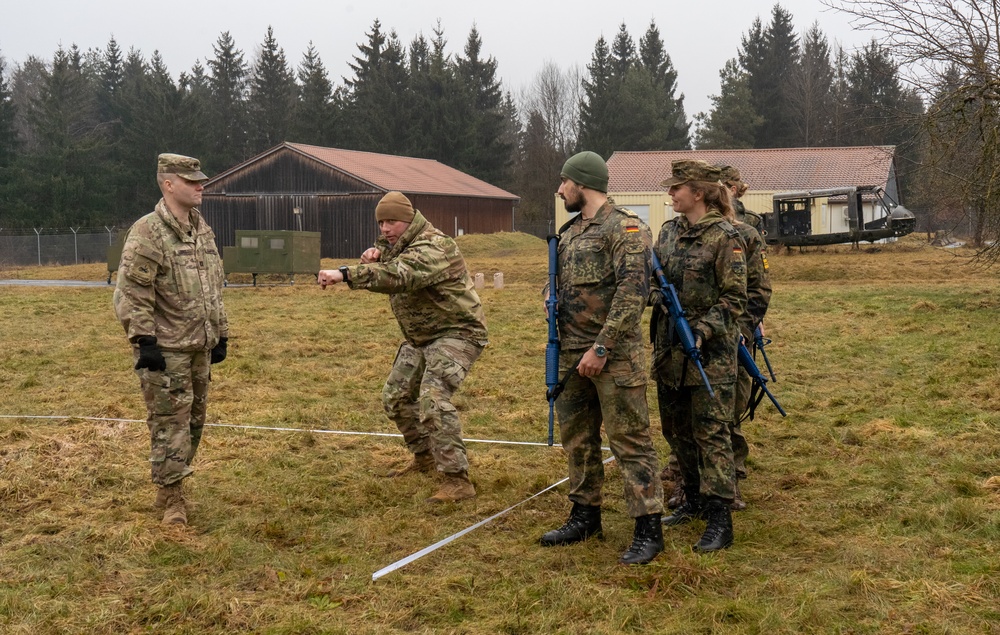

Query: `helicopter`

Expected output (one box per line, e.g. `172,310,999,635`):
762,185,916,247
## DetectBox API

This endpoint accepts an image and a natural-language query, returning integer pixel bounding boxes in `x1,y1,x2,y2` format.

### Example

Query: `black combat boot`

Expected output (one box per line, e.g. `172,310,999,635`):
693,499,734,552
539,502,603,546
662,489,704,526
618,513,664,565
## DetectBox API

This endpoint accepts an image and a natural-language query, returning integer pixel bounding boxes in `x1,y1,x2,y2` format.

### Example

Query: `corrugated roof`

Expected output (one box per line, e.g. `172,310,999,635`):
284,142,518,200
608,146,896,192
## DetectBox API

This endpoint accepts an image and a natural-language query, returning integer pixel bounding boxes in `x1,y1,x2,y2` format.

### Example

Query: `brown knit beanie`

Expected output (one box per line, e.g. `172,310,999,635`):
375,191,416,222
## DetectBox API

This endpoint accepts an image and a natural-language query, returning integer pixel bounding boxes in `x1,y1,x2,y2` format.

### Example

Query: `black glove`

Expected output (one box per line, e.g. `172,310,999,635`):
210,336,228,364
134,336,166,371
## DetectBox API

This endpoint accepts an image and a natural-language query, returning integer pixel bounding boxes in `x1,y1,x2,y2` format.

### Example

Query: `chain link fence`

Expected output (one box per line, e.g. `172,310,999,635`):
0,228,121,268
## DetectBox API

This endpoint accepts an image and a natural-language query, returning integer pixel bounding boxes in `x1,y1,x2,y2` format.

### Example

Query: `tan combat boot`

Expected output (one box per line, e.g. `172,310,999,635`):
160,482,187,525
154,486,169,510
426,471,476,503
386,450,435,477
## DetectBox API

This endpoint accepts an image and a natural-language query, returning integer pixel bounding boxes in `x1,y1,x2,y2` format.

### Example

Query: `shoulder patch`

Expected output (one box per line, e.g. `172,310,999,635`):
718,220,740,239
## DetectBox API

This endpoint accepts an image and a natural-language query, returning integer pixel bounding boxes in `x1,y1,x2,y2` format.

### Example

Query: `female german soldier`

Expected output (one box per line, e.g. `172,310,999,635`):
652,160,747,552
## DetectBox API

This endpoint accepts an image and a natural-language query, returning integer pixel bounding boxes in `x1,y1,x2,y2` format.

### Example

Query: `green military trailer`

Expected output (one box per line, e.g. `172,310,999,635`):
223,230,322,286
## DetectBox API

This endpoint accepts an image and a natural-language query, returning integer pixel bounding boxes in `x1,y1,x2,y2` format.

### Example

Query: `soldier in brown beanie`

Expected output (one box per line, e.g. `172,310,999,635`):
318,191,488,503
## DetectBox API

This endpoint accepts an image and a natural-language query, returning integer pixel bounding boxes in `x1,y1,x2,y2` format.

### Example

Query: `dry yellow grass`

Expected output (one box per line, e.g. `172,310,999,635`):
0,232,998,634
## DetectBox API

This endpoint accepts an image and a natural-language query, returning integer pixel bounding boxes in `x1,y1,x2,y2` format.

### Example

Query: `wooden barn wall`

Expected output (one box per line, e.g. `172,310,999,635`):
407,194,514,236
201,193,382,259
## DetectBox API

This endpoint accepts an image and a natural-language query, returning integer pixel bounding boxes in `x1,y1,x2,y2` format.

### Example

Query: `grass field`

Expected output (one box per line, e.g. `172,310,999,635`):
0,233,998,634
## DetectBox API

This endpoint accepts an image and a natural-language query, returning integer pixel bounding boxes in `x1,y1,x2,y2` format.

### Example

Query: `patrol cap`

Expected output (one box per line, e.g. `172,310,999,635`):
561,151,609,193
375,191,416,223
718,165,743,185
157,153,208,182
661,159,723,188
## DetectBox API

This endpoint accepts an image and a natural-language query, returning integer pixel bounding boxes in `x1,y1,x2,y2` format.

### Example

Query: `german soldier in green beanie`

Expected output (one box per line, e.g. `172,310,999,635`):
540,151,665,565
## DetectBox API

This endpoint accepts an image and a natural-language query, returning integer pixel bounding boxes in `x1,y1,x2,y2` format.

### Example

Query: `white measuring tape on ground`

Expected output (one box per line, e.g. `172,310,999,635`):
371,454,617,581
0,414,613,450
2,412,618,579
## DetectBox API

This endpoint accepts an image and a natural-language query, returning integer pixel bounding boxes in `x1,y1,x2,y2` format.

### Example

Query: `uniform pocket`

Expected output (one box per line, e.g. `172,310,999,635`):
613,370,647,388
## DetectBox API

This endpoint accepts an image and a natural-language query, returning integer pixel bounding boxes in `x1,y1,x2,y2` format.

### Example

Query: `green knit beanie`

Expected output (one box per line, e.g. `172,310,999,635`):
561,151,609,192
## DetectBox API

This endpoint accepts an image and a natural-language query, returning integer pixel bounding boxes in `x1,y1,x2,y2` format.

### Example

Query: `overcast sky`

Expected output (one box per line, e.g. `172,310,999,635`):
1,0,878,119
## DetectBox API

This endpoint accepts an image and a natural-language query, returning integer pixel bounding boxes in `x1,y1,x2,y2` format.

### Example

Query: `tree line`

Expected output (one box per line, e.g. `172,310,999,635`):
0,3,991,245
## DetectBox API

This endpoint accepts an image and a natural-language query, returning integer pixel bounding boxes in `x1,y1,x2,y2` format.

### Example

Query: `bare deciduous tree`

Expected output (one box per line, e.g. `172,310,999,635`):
826,0,1000,256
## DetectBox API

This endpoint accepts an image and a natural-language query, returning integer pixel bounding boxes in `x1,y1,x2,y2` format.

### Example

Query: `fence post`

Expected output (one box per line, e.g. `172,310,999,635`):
105,226,114,245
34,227,42,266
70,227,80,264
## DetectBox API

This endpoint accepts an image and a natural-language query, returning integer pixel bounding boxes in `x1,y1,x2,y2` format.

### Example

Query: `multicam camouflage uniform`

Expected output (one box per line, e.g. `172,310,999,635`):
553,201,663,518
343,210,488,475
731,219,771,479
114,200,228,486
652,209,747,502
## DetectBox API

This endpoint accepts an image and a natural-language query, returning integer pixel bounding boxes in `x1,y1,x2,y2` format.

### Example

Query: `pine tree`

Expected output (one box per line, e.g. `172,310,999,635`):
206,31,249,169
343,20,409,153
634,20,690,149
0,53,17,170
578,35,614,157
248,26,297,153
405,23,467,165
291,43,335,146
694,59,761,149
739,6,801,147
178,61,214,162
787,23,834,146
454,25,510,183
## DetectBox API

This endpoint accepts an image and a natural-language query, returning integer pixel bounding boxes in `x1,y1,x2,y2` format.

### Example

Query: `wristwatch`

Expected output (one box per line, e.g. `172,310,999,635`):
338,266,350,282
593,344,607,358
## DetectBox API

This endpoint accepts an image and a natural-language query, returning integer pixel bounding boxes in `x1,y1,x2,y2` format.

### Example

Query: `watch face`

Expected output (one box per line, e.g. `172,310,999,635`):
595,345,607,357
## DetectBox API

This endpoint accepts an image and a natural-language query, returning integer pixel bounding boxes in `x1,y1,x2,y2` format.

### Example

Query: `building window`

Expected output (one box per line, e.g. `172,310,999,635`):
241,237,258,248
270,239,285,250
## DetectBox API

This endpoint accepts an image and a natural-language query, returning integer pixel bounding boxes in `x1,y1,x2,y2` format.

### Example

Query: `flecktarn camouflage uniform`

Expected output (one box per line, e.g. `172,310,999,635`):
652,209,746,502
731,218,771,479
344,210,487,475
554,201,663,518
114,200,228,486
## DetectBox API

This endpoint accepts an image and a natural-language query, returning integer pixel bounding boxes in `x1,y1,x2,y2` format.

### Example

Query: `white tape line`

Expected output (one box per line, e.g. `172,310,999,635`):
0,414,610,450
371,455,617,581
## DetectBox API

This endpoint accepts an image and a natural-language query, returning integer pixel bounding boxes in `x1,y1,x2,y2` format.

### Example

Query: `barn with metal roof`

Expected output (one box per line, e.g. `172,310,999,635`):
202,142,519,258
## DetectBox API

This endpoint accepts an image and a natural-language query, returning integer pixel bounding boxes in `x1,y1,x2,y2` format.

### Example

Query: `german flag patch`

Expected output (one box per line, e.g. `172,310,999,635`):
625,223,640,233
733,246,743,257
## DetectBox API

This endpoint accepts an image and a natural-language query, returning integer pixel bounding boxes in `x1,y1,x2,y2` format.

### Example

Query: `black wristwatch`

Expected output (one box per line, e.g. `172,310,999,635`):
593,344,607,358
338,266,350,282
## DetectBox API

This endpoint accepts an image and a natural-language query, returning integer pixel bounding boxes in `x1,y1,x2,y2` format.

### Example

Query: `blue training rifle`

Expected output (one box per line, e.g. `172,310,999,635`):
753,324,777,382
649,249,715,399
738,336,787,418
544,235,561,446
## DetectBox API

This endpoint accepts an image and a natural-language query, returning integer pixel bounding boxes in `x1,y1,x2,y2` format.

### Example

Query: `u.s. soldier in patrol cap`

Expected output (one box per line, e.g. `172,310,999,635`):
538,151,665,566
653,159,747,552
113,153,229,526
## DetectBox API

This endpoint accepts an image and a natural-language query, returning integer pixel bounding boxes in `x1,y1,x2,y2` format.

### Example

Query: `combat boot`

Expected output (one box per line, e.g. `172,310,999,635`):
618,513,664,565
731,480,747,511
693,499,734,552
426,471,476,503
386,450,435,477
662,490,704,526
160,482,187,525
539,502,603,546
154,486,169,510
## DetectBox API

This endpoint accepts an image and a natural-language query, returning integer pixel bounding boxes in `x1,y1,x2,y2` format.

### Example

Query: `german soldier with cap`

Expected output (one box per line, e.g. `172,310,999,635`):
318,192,488,503
718,165,771,510
654,159,746,552
114,153,229,526
539,151,665,565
